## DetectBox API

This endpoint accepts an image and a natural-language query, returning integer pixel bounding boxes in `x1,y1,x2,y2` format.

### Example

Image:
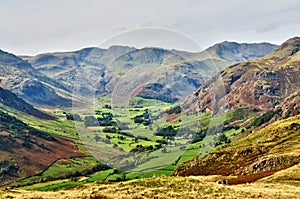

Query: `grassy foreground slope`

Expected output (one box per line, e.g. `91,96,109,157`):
1,174,299,199
173,114,300,177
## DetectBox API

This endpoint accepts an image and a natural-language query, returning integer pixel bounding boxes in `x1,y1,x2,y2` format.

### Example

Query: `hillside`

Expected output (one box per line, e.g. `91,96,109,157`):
171,37,300,179
0,108,84,184
23,42,276,103
0,87,54,119
189,37,300,115
0,50,71,106
173,114,300,177
1,175,299,199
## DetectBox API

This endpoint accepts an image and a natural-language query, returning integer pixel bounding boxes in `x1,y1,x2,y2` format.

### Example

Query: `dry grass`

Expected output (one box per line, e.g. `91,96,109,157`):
1,176,299,199
258,163,300,186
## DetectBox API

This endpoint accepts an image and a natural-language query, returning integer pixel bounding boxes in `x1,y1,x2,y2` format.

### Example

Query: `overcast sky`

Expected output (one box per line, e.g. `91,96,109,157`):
1,0,300,55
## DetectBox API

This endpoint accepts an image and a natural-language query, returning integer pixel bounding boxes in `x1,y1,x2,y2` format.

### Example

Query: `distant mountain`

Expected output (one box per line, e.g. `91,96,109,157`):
0,50,71,106
0,87,54,119
23,42,277,103
204,41,277,62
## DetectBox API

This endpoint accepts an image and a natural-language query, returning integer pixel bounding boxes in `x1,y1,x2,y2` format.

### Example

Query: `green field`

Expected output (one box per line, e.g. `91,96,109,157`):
10,96,251,191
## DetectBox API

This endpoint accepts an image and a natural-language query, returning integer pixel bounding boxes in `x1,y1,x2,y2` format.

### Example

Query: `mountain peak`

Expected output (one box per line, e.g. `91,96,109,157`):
205,41,277,62
0,49,33,69
268,36,300,58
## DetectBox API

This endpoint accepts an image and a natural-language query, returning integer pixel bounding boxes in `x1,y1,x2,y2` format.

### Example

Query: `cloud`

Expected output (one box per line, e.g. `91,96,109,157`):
256,24,279,33
0,0,300,55
110,27,128,35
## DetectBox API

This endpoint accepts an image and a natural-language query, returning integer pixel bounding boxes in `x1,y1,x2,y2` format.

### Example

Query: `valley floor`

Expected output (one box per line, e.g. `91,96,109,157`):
1,175,299,199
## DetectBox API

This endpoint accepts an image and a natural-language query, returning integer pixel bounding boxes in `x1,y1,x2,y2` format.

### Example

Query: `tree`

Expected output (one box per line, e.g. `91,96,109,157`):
192,130,206,143
155,125,178,137
94,134,101,142
166,105,181,114
161,148,168,153
66,113,82,121
215,133,231,146
84,116,98,127
133,109,151,126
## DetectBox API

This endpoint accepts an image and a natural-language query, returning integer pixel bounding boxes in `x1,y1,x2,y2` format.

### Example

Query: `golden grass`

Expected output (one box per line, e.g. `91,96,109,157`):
258,163,300,186
1,176,299,199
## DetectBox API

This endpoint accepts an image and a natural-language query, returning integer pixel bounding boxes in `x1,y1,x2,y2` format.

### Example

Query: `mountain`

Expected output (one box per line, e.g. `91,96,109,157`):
172,37,300,179
23,42,277,103
0,50,71,106
188,37,300,116
0,87,55,119
204,41,277,62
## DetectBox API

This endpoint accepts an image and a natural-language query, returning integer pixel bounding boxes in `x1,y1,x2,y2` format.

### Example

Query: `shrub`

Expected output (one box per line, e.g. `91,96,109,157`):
250,109,282,127
84,116,99,127
166,105,182,114
155,125,178,137
66,113,82,121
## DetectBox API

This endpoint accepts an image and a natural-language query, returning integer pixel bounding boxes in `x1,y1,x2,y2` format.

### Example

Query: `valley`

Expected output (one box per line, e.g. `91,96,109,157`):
0,37,299,198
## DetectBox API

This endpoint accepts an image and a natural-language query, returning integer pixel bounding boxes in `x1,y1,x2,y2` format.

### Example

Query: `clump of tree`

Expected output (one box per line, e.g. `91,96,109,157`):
103,104,112,109
156,139,168,145
84,112,117,127
222,125,240,132
130,144,154,153
103,126,119,133
94,134,101,142
66,113,82,121
249,109,282,128
214,133,231,146
191,130,206,143
84,116,99,127
133,109,151,126
155,125,178,137
166,105,181,114
98,112,116,126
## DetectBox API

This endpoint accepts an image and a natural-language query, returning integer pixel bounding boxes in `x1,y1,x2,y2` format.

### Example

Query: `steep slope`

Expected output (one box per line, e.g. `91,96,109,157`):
172,37,300,179
0,109,84,184
0,87,54,119
24,42,276,103
0,50,71,106
189,37,300,116
173,114,300,177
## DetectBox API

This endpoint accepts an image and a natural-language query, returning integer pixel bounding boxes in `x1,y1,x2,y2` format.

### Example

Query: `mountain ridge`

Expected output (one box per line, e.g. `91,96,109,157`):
172,36,300,179
188,37,300,115
21,41,277,104
0,49,72,106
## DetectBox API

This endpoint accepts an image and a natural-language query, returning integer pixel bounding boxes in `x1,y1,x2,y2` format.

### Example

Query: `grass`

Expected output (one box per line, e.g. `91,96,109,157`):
174,114,300,177
2,175,300,199
257,163,300,186
2,95,253,192
18,95,236,189
0,105,80,140
17,157,100,187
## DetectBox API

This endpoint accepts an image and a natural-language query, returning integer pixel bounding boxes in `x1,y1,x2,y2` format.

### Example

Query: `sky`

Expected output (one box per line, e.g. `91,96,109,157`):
1,0,300,55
